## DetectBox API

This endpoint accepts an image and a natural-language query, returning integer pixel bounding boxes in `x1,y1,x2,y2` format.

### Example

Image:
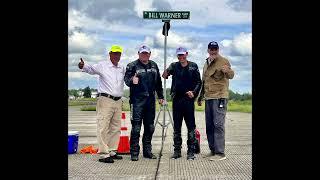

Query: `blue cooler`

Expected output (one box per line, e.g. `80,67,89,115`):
68,131,79,154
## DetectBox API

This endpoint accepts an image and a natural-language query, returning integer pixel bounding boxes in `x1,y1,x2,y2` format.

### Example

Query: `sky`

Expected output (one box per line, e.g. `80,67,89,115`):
68,0,252,94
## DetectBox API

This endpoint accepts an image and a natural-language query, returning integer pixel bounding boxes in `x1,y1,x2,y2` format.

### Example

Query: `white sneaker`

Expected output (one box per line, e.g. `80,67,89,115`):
202,151,215,158
209,154,226,161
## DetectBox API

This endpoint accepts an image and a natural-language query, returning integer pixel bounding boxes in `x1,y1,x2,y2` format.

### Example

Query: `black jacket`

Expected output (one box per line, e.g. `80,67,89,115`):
166,61,202,99
124,59,164,103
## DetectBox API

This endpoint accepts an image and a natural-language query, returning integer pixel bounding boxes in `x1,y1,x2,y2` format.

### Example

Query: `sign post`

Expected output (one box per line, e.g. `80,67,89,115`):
143,11,190,156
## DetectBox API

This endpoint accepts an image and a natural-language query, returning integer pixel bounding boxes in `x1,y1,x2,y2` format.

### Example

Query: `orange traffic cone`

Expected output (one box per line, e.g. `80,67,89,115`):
117,112,130,154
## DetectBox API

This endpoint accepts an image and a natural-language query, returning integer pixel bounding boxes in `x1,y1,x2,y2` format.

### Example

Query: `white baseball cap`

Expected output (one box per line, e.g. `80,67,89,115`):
176,47,187,55
138,45,151,53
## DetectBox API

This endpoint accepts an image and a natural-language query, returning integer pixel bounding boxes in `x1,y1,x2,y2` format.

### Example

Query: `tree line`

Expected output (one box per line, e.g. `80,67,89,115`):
69,87,251,101
68,86,96,98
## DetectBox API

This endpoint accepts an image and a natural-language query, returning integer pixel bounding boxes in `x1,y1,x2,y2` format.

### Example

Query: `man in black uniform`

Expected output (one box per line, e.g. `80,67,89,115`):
124,45,164,161
162,47,202,160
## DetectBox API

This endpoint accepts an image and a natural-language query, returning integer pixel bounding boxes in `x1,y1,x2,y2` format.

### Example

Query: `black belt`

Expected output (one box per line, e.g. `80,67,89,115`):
98,93,121,101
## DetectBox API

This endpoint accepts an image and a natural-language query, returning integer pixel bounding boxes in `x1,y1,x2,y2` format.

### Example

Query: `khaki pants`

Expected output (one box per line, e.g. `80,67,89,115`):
96,96,122,155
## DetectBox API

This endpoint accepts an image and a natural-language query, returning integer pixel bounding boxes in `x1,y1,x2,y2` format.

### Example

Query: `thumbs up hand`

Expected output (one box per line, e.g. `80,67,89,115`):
132,73,139,84
78,58,85,69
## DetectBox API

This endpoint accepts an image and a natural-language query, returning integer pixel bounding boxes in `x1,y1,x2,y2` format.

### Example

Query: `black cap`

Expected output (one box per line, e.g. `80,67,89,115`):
208,41,219,49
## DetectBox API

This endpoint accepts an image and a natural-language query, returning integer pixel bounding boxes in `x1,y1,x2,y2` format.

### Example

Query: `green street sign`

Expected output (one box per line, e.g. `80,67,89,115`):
143,11,190,20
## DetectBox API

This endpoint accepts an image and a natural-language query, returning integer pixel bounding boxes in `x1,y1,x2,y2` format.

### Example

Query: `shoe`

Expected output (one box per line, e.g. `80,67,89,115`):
98,157,114,163
111,154,123,160
143,152,157,159
131,156,139,161
202,151,215,158
187,152,195,160
209,154,226,161
171,151,182,159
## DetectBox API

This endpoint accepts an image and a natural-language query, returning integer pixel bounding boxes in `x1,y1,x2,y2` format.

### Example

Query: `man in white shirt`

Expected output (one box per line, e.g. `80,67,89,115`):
78,45,125,163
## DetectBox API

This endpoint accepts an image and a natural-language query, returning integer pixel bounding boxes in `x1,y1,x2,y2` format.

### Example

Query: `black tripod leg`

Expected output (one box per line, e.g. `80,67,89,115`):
165,105,174,128
154,105,164,127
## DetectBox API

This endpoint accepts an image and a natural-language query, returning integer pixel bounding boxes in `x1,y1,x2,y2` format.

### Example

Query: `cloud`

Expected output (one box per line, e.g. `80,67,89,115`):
68,31,98,54
68,72,98,80
68,0,252,93
69,0,171,25
68,0,251,35
231,32,252,56
69,53,105,66
122,0,173,19
221,40,232,47
227,0,252,12
68,9,105,33
69,0,136,22
68,9,157,37
134,0,156,18
221,32,252,56
167,0,251,27
68,72,83,79
152,0,172,11
143,36,155,47
152,30,194,48
218,32,252,93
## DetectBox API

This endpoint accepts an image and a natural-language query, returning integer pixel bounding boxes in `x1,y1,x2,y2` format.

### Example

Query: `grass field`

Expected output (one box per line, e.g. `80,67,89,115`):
73,98,252,113
68,98,97,106
227,100,252,113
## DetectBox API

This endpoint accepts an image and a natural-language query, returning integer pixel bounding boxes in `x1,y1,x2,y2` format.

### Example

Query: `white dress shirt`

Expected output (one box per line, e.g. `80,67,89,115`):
82,60,125,97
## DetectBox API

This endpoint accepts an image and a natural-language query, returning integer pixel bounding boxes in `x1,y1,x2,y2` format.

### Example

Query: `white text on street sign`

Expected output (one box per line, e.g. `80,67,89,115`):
143,11,190,20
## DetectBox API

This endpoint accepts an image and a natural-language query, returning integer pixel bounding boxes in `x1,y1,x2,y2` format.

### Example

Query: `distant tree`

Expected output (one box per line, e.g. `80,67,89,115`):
229,90,236,100
229,90,251,101
83,86,92,98
241,93,252,101
69,89,79,99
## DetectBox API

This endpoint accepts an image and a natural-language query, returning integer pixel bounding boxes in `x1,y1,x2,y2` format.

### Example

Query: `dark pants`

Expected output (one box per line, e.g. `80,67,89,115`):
172,96,196,153
205,99,227,154
130,96,156,156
